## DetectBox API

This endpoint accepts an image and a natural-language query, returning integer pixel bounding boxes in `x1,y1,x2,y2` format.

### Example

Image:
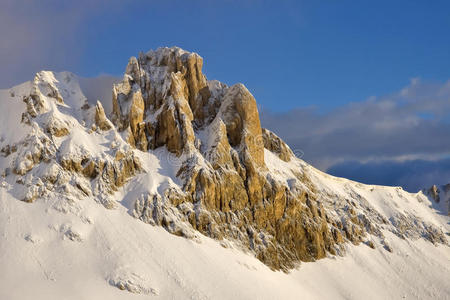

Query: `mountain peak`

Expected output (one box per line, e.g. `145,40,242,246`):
0,47,448,274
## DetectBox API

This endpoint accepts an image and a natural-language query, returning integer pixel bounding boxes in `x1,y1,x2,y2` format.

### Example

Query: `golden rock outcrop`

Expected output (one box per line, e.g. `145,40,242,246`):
113,47,355,270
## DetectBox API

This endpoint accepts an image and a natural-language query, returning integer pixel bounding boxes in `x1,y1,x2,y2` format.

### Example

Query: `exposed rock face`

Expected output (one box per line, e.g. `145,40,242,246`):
113,47,367,270
262,128,293,162
112,48,209,154
4,71,142,207
428,185,440,203
94,101,112,131
109,47,448,270
424,184,450,216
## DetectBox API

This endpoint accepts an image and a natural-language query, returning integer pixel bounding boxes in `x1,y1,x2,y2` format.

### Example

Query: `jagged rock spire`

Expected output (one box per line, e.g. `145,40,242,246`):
113,47,344,270
111,46,267,178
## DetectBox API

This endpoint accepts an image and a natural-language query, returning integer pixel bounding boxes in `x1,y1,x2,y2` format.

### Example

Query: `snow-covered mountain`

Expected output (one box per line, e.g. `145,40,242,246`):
0,47,449,299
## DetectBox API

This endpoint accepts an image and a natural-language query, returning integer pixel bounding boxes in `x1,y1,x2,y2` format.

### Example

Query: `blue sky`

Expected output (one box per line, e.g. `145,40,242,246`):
79,0,450,111
1,0,449,190
2,0,450,111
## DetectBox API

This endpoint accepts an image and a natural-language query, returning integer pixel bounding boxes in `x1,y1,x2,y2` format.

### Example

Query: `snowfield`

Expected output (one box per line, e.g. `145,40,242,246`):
0,181,449,300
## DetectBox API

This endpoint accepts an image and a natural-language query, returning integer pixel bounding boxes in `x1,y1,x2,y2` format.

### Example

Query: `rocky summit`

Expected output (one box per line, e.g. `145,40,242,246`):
0,47,448,273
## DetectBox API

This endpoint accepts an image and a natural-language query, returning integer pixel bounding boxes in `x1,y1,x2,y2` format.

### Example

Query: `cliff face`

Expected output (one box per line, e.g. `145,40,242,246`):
108,47,340,269
0,47,447,272
109,47,447,270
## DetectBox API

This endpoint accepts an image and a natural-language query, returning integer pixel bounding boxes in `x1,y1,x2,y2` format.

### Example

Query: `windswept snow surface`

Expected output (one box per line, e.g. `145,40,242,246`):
0,184,449,300
0,73,449,299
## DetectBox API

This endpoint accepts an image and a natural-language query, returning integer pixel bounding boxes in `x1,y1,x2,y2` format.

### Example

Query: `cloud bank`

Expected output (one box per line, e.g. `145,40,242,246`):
328,158,450,192
260,78,450,191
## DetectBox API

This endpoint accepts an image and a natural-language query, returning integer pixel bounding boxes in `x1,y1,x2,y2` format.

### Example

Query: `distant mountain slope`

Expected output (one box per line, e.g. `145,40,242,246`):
0,47,448,299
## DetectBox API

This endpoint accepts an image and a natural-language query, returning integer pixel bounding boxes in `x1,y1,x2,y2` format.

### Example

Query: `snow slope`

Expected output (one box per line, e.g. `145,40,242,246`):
0,71,449,299
1,171,449,300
